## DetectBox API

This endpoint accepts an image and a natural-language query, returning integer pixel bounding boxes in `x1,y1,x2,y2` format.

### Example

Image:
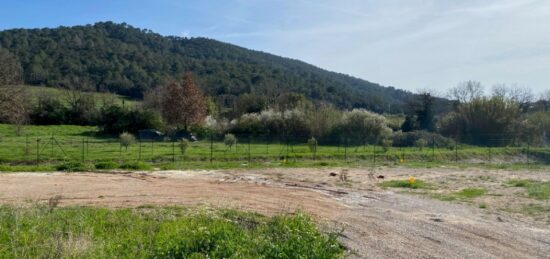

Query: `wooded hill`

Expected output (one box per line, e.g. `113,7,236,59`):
0,22,443,113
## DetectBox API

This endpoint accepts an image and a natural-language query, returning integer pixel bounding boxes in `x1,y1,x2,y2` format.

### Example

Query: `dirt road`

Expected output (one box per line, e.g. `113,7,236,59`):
0,168,548,258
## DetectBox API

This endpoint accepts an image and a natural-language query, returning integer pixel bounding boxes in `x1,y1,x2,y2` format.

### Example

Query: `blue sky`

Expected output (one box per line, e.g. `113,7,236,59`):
1,0,549,94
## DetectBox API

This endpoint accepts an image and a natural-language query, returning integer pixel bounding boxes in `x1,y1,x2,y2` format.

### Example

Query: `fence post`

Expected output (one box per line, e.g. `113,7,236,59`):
138,139,142,161
210,133,214,163
455,139,458,163
36,138,40,165
248,136,251,164
432,136,435,162
81,137,85,162
25,134,29,157
344,138,348,161
373,143,377,166
172,141,175,163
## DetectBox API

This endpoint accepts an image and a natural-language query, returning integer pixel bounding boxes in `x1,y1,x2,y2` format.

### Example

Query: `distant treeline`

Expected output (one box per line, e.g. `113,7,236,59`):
0,22,446,114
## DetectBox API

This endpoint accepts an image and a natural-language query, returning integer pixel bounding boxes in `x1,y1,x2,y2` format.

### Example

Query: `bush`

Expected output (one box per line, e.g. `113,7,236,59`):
119,132,136,151
98,104,162,135
307,137,317,153
56,161,90,172
95,161,118,170
119,161,151,170
392,130,454,148
178,138,189,155
224,134,237,150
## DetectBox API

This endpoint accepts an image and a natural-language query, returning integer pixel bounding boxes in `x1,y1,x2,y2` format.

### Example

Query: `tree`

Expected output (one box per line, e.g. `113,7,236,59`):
491,84,533,112
0,48,29,135
161,73,207,130
224,134,237,151
540,90,550,111
339,109,392,146
119,132,136,151
416,91,436,132
447,81,483,104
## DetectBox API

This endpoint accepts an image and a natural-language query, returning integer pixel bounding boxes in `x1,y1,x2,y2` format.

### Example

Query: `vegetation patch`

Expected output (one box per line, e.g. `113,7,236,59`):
380,179,431,189
0,205,344,258
506,179,550,200
55,161,91,172
94,161,118,170
433,188,487,201
119,161,151,170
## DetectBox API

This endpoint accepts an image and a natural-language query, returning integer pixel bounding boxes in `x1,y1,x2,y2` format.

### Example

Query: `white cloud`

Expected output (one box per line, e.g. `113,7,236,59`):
203,0,550,93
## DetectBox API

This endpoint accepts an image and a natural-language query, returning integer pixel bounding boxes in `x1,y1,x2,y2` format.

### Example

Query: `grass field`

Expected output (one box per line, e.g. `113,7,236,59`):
23,85,140,107
0,205,343,258
0,124,549,172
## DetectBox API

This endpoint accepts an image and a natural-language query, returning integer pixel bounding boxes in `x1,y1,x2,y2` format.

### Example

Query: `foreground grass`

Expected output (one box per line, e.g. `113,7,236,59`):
0,205,344,258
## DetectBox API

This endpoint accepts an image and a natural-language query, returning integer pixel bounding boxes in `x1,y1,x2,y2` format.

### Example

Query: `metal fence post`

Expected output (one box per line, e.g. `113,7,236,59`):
210,133,214,163
248,136,251,164
172,141,176,163
455,140,458,163
138,139,142,161
344,138,348,161
81,137,85,162
432,136,435,162
36,138,40,165
373,144,376,166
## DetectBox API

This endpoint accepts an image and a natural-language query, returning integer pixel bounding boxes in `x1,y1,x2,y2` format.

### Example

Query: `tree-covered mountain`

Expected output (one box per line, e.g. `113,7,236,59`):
0,22,433,113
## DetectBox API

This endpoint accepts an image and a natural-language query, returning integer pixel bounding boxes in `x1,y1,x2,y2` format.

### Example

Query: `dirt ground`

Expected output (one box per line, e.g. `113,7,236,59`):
0,167,549,258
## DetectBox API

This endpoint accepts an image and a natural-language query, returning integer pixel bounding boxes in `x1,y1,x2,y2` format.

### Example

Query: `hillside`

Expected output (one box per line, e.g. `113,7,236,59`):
0,22,433,113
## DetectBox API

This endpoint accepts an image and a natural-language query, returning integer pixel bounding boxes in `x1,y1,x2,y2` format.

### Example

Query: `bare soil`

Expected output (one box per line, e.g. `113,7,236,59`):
0,167,549,258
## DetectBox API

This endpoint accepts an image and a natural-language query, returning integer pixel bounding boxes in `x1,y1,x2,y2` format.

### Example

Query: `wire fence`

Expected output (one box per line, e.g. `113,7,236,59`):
1,133,549,169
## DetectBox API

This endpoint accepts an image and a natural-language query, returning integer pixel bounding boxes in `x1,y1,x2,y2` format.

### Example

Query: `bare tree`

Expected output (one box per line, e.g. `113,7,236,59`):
61,76,97,124
447,81,484,103
491,84,533,111
0,48,29,135
539,89,550,111
161,73,207,130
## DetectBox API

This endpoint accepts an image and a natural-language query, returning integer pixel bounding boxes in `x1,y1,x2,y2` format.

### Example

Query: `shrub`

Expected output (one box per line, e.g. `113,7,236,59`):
415,139,428,150
98,104,162,134
307,137,317,153
178,138,189,156
95,161,118,170
56,161,90,172
119,132,136,151
381,139,393,152
224,134,237,150
119,161,151,170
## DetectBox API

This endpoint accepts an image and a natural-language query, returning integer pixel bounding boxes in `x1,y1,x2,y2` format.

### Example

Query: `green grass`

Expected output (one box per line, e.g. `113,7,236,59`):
0,205,344,258
380,179,431,189
23,85,139,108
433,188,487,201
0,124,549,172
506,179,550,200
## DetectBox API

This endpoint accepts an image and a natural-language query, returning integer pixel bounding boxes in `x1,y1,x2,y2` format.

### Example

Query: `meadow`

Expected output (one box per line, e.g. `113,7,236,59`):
0,124,548,172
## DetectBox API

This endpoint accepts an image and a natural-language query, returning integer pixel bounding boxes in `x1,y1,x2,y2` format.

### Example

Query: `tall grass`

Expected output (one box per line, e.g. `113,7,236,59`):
0,205,344,258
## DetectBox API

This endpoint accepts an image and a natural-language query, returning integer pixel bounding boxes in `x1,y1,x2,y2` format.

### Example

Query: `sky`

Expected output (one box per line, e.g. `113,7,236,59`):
1,0,549,94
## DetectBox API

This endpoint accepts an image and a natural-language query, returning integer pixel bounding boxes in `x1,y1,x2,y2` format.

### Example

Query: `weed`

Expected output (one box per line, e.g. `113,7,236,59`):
380,179,431,189
94,161,118,170
55,161,91,172
119,161,151,170
506,179,550,200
